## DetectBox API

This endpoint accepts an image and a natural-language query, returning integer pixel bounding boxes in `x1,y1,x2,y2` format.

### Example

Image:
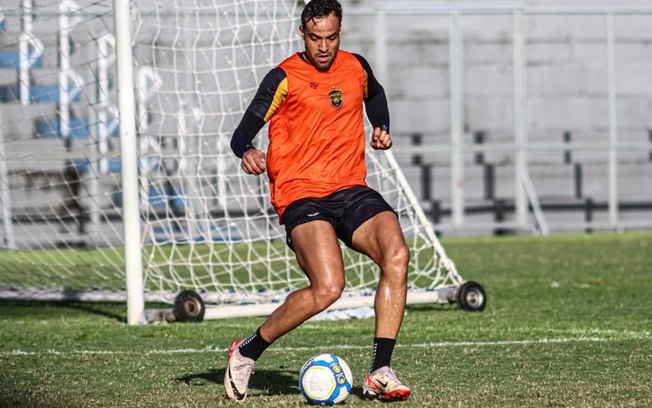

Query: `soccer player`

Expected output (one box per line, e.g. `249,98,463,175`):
225,0,411,402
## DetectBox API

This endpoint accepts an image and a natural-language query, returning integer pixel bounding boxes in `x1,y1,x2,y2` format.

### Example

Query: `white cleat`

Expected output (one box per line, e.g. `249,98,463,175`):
363,366,411,401
224,339,256,402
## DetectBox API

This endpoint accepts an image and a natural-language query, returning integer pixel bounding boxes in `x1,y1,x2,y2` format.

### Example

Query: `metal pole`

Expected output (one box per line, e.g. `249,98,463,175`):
182,11,204,242
606,12,619,227
58,1,81,139
97,34,116,176
114,0,145,325
374,9,388,88
513,10,528,229
449,12,464,228
136,68,150,213
0,108,15,249
87,34,116,242
19,0,33,105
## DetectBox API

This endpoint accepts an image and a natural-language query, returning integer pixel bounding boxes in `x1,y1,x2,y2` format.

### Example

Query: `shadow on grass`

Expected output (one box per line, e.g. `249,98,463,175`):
0,387,65,408
175,369,392,402
0,299,126,322
405,303,460,313
0,298,463,326
175,368,301,396
349,385,366,399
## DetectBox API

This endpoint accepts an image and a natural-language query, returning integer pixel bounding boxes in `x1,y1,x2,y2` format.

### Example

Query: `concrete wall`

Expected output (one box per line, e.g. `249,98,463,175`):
339,0,652,233
1,0,651,246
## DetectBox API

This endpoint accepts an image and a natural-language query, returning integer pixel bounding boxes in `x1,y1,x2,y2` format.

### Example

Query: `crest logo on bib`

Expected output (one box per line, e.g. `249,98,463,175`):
329,89,343,109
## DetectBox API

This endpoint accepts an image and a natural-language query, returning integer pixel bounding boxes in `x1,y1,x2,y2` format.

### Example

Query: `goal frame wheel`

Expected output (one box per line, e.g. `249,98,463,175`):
455,281,487,312
173,290,206,322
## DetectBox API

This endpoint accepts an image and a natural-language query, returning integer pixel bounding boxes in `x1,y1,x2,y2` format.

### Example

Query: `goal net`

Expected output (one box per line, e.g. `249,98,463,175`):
0,0,470,322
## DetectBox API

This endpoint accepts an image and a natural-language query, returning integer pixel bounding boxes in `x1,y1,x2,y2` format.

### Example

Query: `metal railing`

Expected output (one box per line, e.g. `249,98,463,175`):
354,3,652,234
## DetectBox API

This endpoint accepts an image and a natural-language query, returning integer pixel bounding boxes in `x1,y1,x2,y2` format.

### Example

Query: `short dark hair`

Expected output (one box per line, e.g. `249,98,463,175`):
301,0,343,28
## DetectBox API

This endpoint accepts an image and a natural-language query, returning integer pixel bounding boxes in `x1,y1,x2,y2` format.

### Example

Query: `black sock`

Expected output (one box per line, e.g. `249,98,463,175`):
238,327,271,361
370,337,396,372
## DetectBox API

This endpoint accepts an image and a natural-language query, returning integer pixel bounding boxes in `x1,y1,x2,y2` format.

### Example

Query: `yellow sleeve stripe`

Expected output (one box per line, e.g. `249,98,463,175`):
363,69,369,99
264,77,288,122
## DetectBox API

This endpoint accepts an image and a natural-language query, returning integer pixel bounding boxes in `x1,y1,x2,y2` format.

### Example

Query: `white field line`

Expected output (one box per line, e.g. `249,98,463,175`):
2,332,650,357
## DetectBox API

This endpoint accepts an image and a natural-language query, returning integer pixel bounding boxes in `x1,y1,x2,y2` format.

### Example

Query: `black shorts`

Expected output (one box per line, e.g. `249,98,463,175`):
282,185,396,251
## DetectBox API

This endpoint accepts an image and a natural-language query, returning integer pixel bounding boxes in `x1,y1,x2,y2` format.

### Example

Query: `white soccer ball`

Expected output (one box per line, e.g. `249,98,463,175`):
299,353,353,405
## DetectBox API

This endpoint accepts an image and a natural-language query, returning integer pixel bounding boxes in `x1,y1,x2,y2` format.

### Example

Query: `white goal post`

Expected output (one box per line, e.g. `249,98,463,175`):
0,0,484,325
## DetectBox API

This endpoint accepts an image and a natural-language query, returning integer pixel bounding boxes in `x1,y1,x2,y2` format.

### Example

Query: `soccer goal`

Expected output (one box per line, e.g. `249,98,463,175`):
0,0,485,325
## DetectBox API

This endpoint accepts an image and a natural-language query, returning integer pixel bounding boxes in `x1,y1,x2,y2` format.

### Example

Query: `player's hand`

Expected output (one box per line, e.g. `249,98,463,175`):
241,148,267,175
370,127,393,150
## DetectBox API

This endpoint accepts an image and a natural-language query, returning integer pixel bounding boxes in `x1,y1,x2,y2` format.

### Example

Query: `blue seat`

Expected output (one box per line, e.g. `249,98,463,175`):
73,158,122,175
35,118,90,139
0,50,43,69
73,157,161,176
35,118,120,139
111,186,186,212
0,83,82,103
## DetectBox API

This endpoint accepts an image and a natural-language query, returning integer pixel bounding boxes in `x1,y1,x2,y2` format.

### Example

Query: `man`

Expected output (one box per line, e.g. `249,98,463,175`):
225,0,411,402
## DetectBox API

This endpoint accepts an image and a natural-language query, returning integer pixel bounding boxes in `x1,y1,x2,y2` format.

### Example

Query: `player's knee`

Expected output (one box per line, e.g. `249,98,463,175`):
311,284,344,312
396,242,410,266
381,242,410,281
387,240,410,265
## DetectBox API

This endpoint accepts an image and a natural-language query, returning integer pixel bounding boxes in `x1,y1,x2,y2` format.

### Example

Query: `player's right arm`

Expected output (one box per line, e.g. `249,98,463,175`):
230,67,288,175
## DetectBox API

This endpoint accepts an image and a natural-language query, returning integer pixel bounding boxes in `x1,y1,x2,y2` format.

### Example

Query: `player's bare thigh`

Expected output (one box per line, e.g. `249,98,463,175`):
351,211,407,266
291,220,346,290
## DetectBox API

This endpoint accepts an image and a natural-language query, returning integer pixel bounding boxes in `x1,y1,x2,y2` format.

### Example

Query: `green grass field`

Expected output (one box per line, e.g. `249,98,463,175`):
1,232,651,407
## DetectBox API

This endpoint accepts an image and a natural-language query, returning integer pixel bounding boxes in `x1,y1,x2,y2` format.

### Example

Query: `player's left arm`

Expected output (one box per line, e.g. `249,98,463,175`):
231,67,288,174
353,53,392,150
